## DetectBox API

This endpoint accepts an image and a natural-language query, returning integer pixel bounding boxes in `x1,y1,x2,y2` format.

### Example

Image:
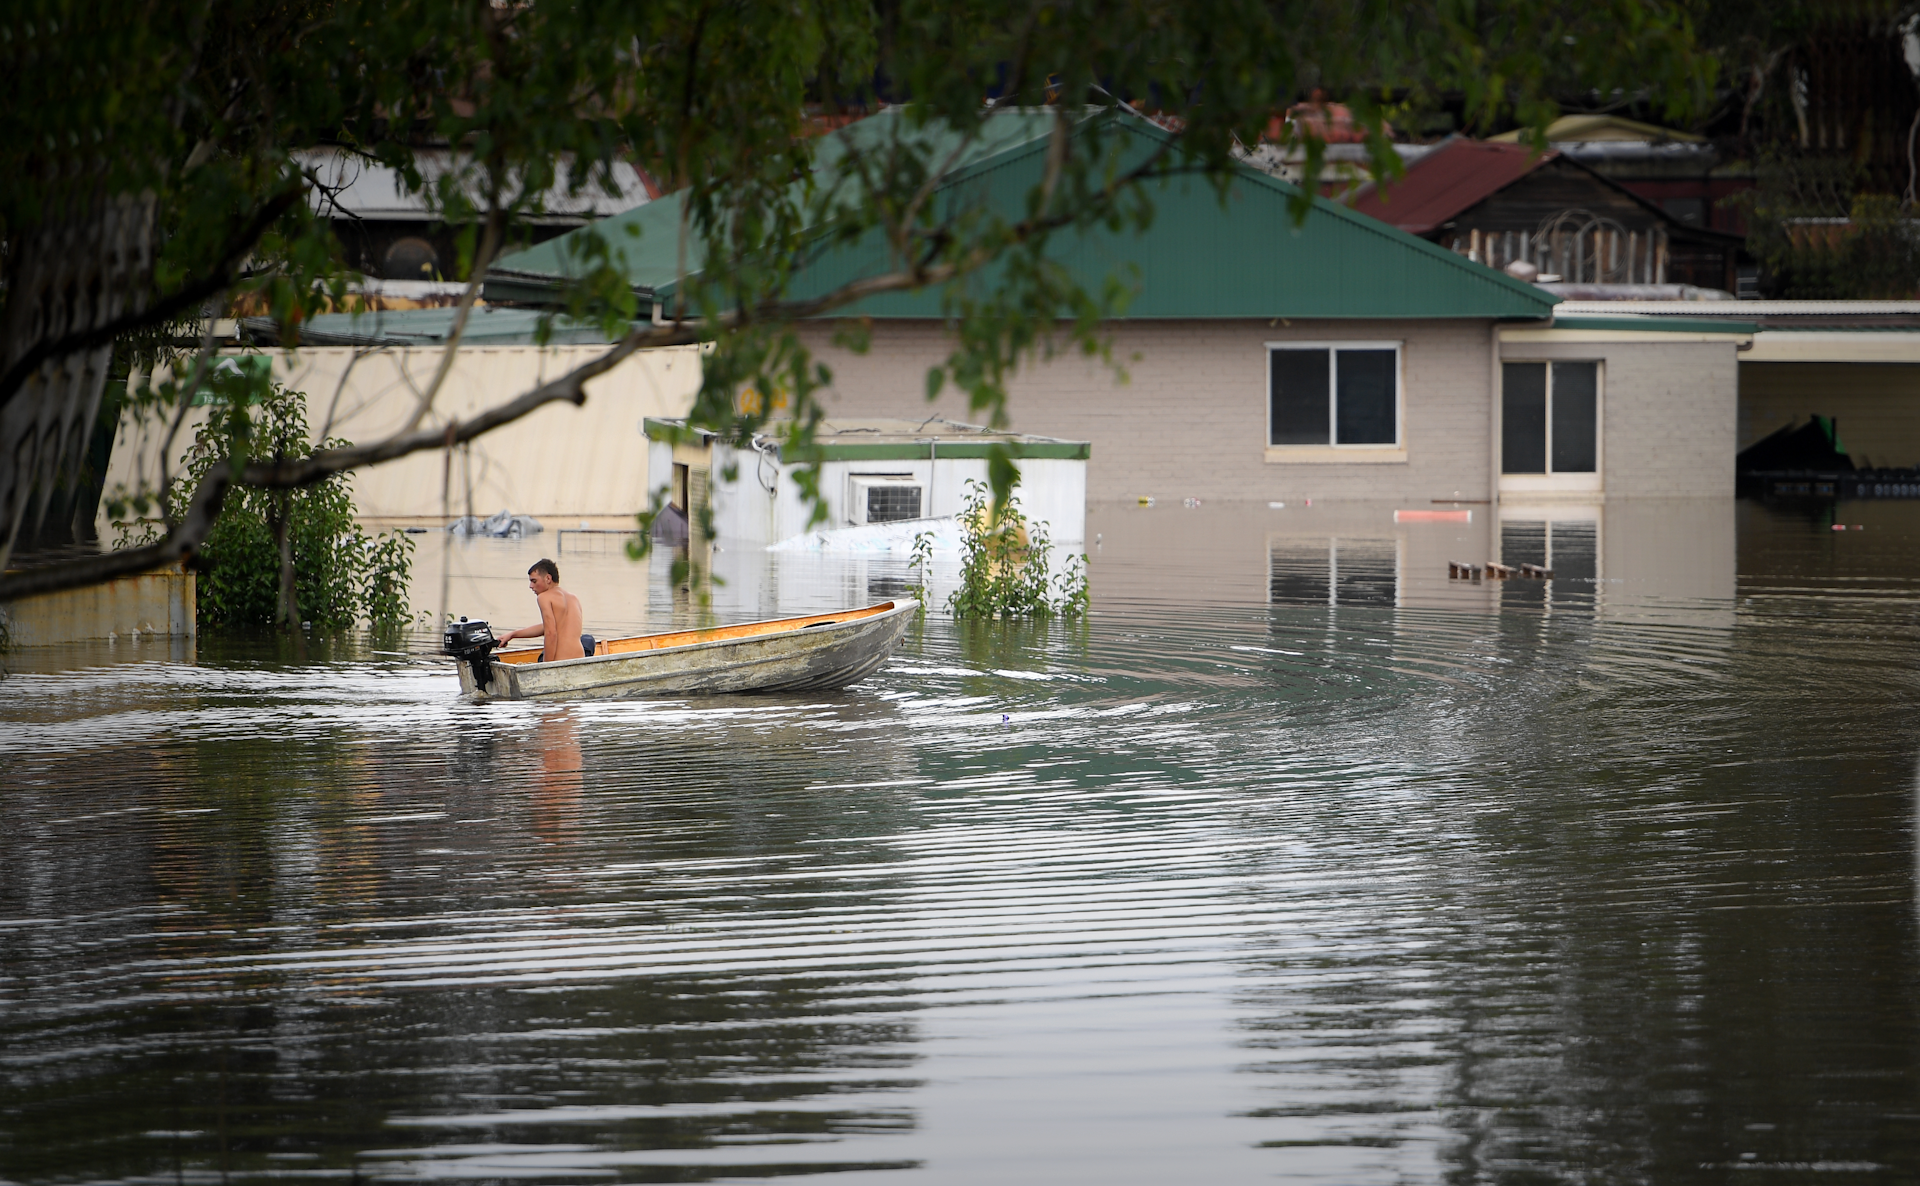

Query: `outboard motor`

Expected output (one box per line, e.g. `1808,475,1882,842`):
442,616,498,692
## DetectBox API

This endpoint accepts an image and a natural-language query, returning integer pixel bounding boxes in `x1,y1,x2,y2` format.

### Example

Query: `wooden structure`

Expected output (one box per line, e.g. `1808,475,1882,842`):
1351,141,1745,292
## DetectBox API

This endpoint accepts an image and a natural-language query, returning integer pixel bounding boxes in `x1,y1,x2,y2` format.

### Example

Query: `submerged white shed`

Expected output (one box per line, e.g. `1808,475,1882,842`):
643,418,1089,547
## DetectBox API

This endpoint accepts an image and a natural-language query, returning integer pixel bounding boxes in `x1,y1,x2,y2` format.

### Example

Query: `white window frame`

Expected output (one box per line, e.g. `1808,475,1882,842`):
1265,340,1407,464
1498,358,1604,495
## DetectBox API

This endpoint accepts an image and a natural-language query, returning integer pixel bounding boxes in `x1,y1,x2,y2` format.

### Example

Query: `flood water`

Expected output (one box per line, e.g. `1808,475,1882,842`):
5,496,1920,1184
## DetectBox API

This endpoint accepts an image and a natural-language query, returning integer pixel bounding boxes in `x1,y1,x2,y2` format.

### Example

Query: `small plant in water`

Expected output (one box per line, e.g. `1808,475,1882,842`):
906,525,936,616
940,479,1088,620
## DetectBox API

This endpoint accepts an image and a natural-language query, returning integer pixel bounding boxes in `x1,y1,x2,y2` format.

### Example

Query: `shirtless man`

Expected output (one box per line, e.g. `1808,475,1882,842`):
498,559,587,661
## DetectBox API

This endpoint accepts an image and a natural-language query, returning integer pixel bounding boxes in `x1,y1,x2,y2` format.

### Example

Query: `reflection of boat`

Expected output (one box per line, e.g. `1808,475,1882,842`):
448,601,917,701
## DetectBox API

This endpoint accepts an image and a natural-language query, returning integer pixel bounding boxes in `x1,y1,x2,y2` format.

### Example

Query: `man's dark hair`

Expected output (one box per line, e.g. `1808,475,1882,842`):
529,558,560,582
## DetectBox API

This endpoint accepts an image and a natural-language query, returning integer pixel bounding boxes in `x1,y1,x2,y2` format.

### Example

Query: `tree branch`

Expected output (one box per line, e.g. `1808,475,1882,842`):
0,185,303,415
0,130,1179,602
0,461,232,601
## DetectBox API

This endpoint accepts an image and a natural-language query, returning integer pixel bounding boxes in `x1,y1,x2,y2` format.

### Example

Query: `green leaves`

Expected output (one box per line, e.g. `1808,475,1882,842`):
947,478,1087,620
9,0,1715,594
122,378,416,632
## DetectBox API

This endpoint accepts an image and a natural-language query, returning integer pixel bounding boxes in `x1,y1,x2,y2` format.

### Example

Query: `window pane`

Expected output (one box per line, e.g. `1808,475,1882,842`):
1335,349,1396,444
1270,349,1330,445
1550,362,1598,473
1502,362,1547,473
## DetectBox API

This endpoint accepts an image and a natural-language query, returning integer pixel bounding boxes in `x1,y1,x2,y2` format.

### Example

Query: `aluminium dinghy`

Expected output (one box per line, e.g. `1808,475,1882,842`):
443,600,917,701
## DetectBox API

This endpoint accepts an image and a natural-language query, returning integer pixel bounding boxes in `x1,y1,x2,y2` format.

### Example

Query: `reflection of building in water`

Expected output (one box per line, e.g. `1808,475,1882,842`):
1269,538,1401,608
1239,498,1730,620
1497,506,1600,613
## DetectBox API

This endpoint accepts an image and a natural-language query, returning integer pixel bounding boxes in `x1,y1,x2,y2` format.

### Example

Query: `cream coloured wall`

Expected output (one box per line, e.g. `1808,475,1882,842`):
798,319,1500,505
1498,337,1740,499
101,344,700,533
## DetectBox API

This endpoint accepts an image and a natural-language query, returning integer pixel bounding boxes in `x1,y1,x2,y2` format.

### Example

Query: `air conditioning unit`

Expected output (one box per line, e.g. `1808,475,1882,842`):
848,474,924,525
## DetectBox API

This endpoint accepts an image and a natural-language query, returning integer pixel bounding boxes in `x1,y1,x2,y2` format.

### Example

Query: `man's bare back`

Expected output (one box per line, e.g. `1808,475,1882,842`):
498,559,586,660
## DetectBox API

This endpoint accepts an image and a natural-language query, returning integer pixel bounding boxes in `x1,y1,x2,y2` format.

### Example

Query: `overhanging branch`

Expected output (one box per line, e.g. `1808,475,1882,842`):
0,462,232,601
0,139,1182,602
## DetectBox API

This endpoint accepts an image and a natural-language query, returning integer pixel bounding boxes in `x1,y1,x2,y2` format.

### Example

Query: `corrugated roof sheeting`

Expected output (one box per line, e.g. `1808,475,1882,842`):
1348,140,1548,234
796,117,1556,320
486,113,1065,301
492,110,1558,322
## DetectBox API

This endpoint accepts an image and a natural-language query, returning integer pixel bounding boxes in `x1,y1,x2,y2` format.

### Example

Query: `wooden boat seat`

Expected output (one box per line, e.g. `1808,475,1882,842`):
495,602,897,667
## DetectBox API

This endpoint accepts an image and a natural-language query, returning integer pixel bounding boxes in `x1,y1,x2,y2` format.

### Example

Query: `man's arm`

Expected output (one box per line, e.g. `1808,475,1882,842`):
497,598,554,647
498,621,545,644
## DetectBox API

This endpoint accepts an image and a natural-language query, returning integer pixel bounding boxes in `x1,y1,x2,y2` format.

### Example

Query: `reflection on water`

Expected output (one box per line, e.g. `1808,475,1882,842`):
5,498,1920,1183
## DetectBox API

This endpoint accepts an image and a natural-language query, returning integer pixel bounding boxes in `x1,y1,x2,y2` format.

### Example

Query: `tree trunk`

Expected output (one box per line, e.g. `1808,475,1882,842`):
272,490,301,633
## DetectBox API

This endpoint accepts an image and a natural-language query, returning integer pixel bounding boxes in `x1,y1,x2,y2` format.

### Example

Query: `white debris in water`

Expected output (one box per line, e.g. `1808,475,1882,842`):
766,516,962,554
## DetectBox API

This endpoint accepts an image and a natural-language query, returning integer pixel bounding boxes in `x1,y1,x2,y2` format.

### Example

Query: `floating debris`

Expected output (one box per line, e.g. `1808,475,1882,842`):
447,510,544,538
1454,561,1553,580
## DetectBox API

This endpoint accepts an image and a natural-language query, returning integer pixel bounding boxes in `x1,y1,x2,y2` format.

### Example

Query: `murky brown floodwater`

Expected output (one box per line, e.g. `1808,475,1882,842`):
5,496,1920,1184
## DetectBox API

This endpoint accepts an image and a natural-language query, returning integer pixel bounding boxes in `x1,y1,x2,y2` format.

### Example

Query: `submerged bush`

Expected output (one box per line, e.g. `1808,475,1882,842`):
918,479,1088,619
123,366,415,631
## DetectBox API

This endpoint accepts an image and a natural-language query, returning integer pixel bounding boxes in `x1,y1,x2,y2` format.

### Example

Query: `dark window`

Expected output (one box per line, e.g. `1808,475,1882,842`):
1336,350,1397,444
1271,346,1398,446
1502,363,1547,473
1505,361,1599,476
1661,197,1706,226
1270,349,1329,445
1550,362,1598,473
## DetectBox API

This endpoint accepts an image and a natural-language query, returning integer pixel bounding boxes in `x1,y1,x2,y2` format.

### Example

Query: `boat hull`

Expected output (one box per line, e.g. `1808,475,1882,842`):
454,600,917,702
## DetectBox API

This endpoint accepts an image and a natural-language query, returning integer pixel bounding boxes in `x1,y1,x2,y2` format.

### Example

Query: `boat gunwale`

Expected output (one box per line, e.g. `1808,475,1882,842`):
491,599,916,674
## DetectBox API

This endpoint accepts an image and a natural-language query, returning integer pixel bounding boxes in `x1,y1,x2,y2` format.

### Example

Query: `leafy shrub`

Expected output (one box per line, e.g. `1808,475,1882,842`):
1735,154,1920,299
921,479,1087,619
125,366,415,631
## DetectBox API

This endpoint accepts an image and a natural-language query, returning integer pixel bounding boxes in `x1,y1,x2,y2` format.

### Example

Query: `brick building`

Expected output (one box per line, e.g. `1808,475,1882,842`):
493,110,1751,509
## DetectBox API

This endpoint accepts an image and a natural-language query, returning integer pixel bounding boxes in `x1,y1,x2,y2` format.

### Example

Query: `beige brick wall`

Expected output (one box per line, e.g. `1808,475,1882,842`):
1501,339,1739,499
799,319,1498,504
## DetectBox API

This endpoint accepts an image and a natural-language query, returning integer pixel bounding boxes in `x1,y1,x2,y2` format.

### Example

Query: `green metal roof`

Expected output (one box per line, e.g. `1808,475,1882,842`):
487,189,696,304
488,113,1065,304
495,109,1559,321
